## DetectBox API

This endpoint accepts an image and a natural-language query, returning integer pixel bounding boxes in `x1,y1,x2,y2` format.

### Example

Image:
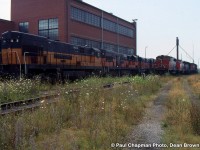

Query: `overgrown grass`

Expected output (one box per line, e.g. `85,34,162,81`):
163,77,200,149
187,75,200,135
64,75,149,91
0,76,55,104
0,75,164,150
188,74,200,99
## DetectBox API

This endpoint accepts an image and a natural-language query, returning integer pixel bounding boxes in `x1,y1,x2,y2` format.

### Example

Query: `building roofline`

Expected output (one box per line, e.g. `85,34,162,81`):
0,19,13,22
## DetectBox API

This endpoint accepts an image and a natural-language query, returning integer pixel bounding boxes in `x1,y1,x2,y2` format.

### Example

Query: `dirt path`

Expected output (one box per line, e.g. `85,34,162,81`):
126,80,173,150
182,78,200,107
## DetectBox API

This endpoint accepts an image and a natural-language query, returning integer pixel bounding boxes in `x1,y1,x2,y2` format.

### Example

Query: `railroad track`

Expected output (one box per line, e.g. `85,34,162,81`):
0,81,131,115
0,94,60,115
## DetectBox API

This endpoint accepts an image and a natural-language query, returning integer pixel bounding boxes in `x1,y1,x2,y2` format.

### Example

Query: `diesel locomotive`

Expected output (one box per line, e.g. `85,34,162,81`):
0,31,198,79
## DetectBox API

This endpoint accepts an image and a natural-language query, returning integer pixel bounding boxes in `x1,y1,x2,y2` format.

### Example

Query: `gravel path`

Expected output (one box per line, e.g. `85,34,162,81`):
126,81,173,150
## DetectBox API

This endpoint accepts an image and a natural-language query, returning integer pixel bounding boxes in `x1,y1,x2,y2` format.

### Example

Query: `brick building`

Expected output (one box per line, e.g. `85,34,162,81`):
0,19,14,35
1,0,137,55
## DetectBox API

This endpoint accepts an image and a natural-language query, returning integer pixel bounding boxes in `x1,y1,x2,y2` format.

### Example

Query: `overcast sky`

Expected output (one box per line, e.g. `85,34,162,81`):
0,0,200,65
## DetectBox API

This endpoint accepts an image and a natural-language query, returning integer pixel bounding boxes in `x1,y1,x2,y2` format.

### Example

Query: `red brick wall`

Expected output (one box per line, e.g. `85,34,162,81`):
11,0,66,41
68,1,102,43
10,0,136,54
68,0,136,54
0,19,14,35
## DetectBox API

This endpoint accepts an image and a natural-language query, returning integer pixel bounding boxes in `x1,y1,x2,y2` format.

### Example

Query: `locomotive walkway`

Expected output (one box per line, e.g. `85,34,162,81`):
126,80,173,150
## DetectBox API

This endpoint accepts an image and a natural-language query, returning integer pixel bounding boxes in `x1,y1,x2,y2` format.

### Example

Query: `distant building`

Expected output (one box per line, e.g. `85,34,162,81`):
1,0,137,55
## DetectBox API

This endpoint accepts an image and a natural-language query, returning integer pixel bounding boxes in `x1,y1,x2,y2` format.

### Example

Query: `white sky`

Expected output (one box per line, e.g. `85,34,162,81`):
0,0,200,65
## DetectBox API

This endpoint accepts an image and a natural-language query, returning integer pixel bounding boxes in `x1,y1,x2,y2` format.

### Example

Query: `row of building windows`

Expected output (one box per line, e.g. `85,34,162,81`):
118,24,134,37
19,18,59,40
71,36,134,55
18,19,134,55
16,21,134,55
71,6,101,27
71,6,135,38
119,46,134,55
103,42,117,52
103,19,117,33
71,36,101,49
104,42,134,55
19,10,134,40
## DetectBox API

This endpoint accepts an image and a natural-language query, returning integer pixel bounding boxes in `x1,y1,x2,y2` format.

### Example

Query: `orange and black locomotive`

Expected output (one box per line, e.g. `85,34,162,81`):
0,31,198,78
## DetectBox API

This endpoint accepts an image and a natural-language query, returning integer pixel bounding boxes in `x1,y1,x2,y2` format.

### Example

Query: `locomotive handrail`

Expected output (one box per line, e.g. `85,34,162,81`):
8,50,22,80
24,52,30,75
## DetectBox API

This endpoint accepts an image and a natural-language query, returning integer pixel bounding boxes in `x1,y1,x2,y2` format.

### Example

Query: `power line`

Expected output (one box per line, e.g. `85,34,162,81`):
166,45,176,55
179,45,194,62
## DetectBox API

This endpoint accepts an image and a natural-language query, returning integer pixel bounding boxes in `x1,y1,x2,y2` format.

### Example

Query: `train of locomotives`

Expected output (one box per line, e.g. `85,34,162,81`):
0,31,198,79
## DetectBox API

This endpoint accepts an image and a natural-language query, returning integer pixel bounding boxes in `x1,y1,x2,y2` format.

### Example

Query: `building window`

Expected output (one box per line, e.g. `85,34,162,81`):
71,6,101,27
103,19,117,33
118,25,134,38
19,22,29,33
71,7,135,38
119,46,134,55
38,18,58,40
103,43,117,52
71,36,101,49
71,36,134,55
128,48,134,55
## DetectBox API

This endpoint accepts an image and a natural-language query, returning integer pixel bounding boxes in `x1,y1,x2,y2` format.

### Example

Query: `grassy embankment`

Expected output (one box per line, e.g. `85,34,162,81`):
0,76,55,104
163,75,200,149
0,75,166,150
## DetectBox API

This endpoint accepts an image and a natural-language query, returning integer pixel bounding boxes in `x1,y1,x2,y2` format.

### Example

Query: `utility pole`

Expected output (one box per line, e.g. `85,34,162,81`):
132,19,138,55
193,44,194,63
176,37,179,60
145,46,148,59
